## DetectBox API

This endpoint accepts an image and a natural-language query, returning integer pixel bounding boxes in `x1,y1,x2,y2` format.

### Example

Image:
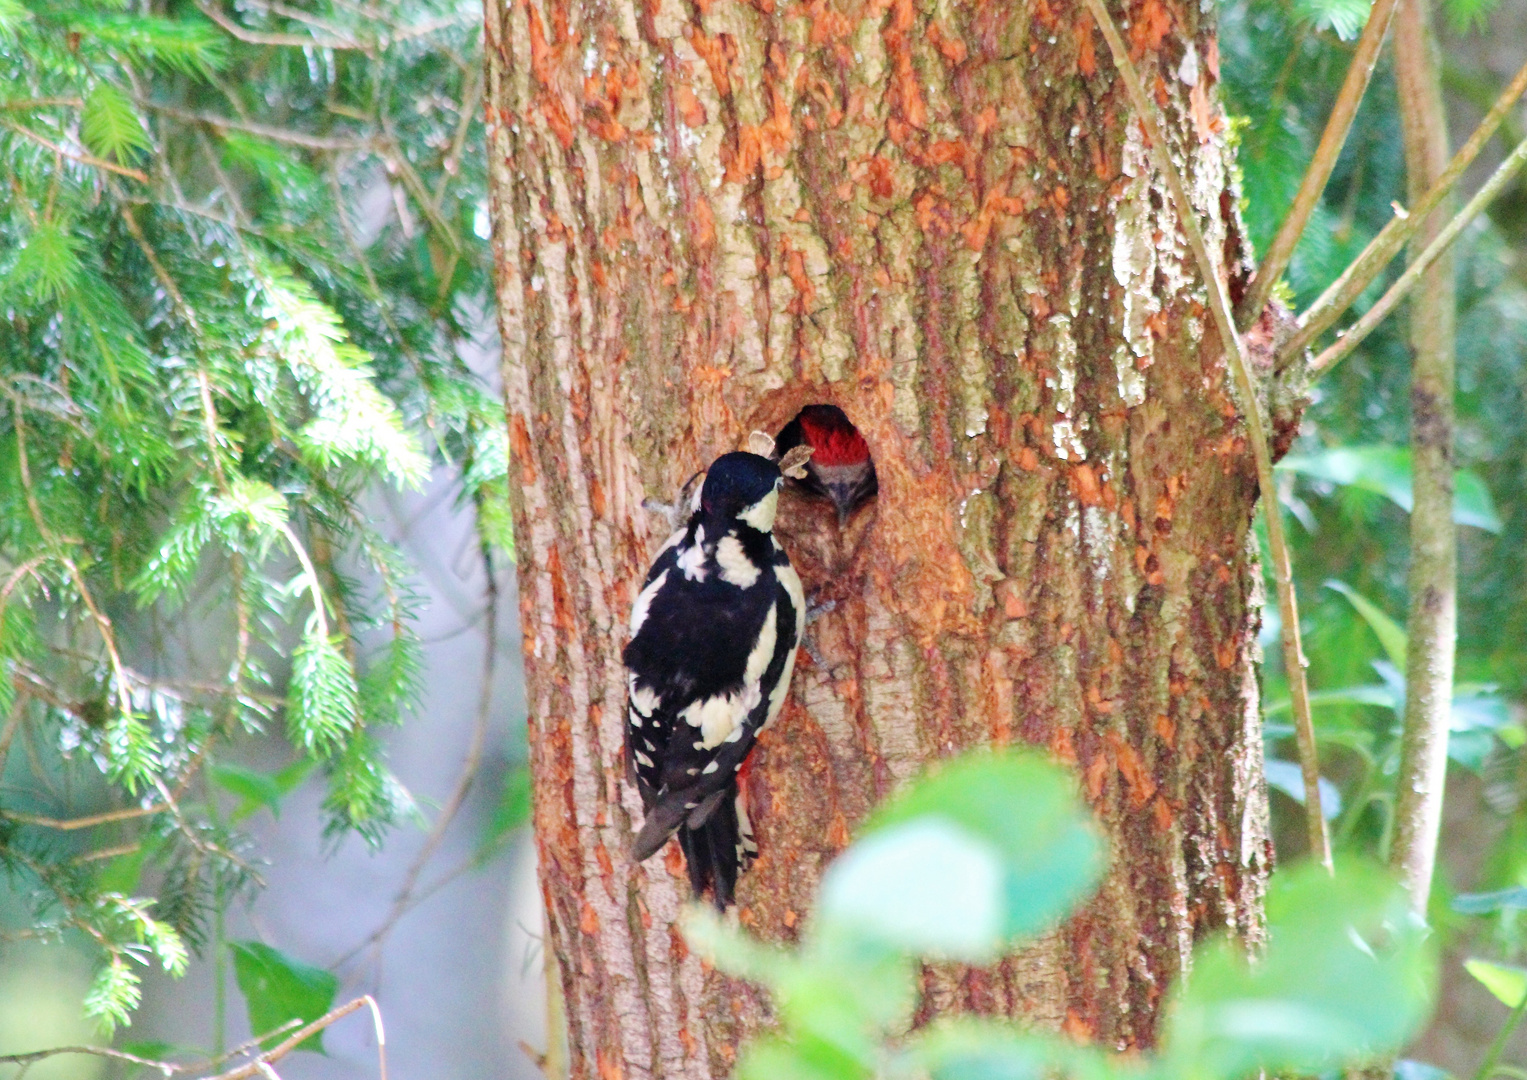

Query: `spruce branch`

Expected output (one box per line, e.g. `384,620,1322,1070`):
1281,56,1527,368
1237,0,1403,329
1084,0,1332,869
0,120,149,181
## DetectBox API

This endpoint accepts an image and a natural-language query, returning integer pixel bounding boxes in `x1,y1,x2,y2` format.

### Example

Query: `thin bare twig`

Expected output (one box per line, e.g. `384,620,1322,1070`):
1309,135,1527,375
1,121,149,181
335,540,499,969
0,997,381,1080
1237,0,1403,329
4,802,171,830
144,103,372,152
1282,56,1527,367
1084,0,1332,868
196,0,362,51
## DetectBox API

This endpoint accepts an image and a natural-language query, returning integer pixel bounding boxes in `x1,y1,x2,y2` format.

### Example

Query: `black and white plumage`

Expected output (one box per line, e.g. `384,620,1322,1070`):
623,449,807,907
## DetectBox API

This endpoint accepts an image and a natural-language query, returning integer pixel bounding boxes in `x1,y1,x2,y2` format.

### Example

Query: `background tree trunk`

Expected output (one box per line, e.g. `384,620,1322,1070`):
484,0,1281,1074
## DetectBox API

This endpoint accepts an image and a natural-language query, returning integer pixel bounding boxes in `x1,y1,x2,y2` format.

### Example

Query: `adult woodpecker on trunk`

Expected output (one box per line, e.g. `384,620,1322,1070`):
623,443,811,907
774,405,878,525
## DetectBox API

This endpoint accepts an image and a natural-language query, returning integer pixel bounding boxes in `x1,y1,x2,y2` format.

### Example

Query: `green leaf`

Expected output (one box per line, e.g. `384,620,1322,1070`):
819,819,1006,961
822,752,1106,959
1162,861,1436,1080
1277,445,1503,533
229,941,338,1052
907,1022,1115,1080
1325,580,1408,672
81,82,148,162
1262,759,1342,819
735,1034,871,1080
1453,888,1527,915
1465,959,1527,1008
211,759,313,823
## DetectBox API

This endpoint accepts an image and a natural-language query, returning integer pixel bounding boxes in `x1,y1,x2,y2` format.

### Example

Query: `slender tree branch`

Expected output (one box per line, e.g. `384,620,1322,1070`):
1084,0,1332,868
1236,0,1403,329
0,997,383,1080
1473,985,1527,1080
1309,135,1527,375
1,121,149,181
144,103,372,151
334,536,499,970
1282,56,1527,367
195,0,363,50
3,802,171,830
1388,0,1456,918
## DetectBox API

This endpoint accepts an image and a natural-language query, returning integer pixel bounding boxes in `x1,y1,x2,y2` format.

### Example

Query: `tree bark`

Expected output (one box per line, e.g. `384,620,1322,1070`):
1390,0,1457,915
484,0,1279,1075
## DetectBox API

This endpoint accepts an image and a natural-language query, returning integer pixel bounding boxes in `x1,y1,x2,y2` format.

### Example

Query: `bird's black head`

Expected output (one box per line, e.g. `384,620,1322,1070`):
699,451,783,532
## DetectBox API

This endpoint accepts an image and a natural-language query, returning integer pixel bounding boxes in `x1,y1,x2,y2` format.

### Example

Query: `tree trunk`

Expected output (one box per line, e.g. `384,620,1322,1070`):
484,0,1278,1075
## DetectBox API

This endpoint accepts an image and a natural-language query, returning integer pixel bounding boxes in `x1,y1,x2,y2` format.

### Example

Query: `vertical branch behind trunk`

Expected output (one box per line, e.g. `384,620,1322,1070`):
1390,0,1457,914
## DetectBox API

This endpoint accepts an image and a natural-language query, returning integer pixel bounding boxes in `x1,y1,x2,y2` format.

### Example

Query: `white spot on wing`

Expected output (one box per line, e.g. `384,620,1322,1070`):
680,682,762,748
629,570,668,634
634,749,654,768
630,682,661,717
737,488,779,532
716,534,761,588
702,761,719,774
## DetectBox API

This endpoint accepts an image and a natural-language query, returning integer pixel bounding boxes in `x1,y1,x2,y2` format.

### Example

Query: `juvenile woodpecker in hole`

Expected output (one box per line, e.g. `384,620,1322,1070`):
624,442,812,907
774,405,878,524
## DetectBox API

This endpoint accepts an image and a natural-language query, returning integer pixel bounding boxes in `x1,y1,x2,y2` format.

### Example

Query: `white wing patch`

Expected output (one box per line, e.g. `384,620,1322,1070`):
681,681,762,749
629,569,668,634
744,604,778,686
676,526,709,582
775,563,806,639
716,534,761,588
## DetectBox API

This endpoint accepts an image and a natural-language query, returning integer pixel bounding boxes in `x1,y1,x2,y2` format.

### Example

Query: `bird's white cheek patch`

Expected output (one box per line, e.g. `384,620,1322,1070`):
629,570,668,634
737,489,779,532
716,535,761,588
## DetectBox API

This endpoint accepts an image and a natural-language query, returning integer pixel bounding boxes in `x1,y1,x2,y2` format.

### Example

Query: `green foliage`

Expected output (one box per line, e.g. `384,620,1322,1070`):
818,755,1105,961
689,751,1438,1080
229,941,338,1052
0,0,509,1033
1222,0,1527,915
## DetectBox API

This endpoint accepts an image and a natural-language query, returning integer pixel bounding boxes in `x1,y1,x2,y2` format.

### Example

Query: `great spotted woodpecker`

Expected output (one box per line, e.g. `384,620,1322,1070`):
774,405,878,524
624,444,811,907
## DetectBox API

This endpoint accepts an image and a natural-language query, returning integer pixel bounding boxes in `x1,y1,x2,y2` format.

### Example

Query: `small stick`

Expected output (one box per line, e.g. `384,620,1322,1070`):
1282,56,1527,367
1237,0,1403,329
1083,0,1333,868
1309,135,1527,376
